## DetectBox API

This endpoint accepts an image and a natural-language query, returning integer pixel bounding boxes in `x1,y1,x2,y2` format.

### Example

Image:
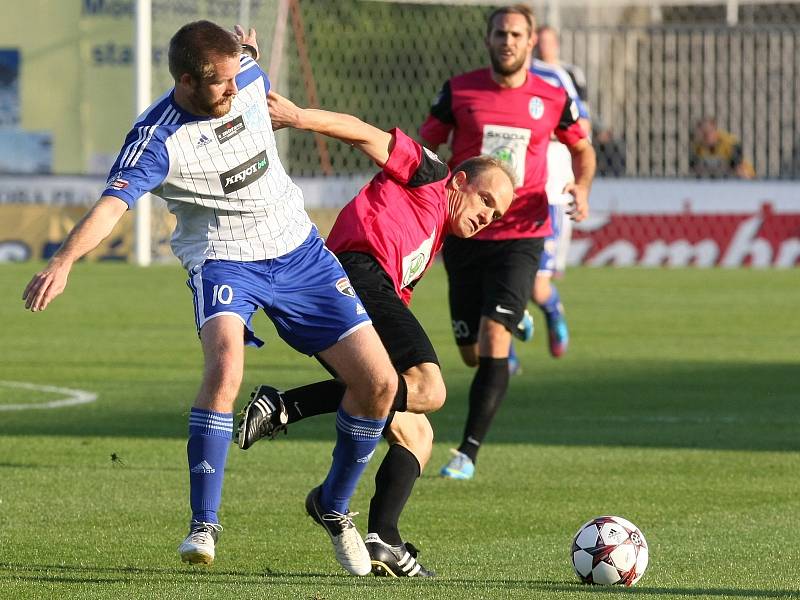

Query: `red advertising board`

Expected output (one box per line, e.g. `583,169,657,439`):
571,203,800,267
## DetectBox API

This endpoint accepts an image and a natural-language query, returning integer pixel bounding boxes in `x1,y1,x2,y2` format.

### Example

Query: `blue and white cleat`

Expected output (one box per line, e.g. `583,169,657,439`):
546,305,569,358
514,309,534,342
440,449,475,480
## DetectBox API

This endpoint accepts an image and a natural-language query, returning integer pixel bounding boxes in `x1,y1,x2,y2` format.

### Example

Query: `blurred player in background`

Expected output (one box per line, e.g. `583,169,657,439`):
420,4,596,480
521,24,593,365
237,90,515,576
22,21,398,577
690,117,755,179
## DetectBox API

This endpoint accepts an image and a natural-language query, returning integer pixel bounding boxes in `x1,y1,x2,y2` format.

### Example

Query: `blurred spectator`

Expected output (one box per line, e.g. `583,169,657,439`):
690,117,755,179
594,126,626,177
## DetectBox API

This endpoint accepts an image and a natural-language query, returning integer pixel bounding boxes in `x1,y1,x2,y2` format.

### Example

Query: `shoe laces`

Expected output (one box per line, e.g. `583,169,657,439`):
188,521,222,540
321,509,359,533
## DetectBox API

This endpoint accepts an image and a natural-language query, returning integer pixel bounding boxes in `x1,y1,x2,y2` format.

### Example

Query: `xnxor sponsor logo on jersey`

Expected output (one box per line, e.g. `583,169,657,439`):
219,151,269,194
335,277,355,297
529,97,545,119
214,115,246,144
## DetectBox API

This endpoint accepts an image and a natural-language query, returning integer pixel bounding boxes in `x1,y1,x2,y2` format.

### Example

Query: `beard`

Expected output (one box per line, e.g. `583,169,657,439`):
489,48,528,77
189,87,235,118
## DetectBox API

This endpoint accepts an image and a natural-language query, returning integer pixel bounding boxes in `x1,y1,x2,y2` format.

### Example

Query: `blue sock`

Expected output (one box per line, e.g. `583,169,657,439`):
320,406,386,514
540,285,562,317
187,408,232,524
508,341,518,361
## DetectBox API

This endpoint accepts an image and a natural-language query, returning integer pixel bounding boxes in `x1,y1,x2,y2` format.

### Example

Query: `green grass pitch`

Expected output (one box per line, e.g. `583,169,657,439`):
1,262,798,599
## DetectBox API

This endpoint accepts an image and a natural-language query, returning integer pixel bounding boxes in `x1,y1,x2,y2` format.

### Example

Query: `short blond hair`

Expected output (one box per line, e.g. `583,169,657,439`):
452,155,517,189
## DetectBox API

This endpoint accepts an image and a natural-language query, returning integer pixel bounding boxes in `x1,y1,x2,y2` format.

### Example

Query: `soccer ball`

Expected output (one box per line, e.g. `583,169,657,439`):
571,516,649,586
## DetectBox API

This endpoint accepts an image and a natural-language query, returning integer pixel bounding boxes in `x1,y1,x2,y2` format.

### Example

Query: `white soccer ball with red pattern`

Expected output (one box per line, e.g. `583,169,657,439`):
571,516,649,586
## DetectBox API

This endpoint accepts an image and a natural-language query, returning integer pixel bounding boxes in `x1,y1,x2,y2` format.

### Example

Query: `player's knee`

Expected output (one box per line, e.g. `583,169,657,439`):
419,374,446,413
365,367,398,411
458,345,479,367
534,271,554,303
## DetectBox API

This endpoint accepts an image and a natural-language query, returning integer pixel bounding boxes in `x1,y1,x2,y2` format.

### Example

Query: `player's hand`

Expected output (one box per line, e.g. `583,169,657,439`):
563,182,589,222
267,90,302,131
22,259,71,312
234,24,259,60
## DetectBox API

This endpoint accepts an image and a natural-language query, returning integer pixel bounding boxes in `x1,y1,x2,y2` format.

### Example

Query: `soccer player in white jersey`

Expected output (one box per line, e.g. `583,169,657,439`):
22,21,397,577
524,24,592,362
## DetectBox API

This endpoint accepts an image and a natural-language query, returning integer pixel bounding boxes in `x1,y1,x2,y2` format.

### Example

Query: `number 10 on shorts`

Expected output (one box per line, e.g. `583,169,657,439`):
212,284,233,306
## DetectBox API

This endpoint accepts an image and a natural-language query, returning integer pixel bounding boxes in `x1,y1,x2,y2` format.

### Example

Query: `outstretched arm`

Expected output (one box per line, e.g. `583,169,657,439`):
22,195,128,312
267,91,394,167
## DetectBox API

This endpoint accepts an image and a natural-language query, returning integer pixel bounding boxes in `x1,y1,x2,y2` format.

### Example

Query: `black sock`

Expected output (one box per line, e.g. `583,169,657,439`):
458,357,509,464
368,444,420,546
282,379,345,424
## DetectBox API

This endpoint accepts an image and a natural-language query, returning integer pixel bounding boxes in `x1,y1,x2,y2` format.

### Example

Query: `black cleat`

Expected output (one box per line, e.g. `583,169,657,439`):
305,486,371,576
365,533,436,577
236,385,289,450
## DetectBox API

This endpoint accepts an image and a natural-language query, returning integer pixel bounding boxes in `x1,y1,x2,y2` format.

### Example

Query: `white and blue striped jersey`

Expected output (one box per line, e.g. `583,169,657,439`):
103,54,311,270
531,58,589,119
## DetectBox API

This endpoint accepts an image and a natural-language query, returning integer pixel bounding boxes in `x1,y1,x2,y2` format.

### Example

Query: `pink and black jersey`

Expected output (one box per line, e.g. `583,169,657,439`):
419,68,586,240
325,128,450,305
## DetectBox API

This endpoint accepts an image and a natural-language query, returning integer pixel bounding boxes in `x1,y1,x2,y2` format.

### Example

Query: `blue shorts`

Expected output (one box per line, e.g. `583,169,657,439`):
186,229,371,355
539,204,563,275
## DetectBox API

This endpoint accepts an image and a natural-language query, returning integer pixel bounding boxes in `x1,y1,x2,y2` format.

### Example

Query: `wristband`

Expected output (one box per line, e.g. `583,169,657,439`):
241,43,259,60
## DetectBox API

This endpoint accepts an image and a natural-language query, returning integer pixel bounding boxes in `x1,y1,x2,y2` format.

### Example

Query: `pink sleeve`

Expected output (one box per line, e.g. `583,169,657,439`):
383,128,422,184
556,121,587,148
419,114,452,148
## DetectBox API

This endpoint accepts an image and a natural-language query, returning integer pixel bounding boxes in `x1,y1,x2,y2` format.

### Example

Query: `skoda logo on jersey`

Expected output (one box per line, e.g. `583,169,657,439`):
529,97,545,120
215,115,246,144
220,150,269,194
335,277,355,298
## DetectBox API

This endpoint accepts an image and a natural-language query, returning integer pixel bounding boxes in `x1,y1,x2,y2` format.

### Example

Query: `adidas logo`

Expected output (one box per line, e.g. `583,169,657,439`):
190,460,216,474
356,450,375,464
356,303,366,315
196,134,212,148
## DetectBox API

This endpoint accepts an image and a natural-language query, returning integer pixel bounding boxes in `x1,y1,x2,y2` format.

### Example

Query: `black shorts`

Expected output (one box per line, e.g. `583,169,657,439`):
443,235,544,346
337,252,439,373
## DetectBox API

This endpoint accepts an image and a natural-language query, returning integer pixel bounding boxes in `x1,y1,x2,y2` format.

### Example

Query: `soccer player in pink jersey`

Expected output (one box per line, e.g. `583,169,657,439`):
419,5,596,480
237,90,515,576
